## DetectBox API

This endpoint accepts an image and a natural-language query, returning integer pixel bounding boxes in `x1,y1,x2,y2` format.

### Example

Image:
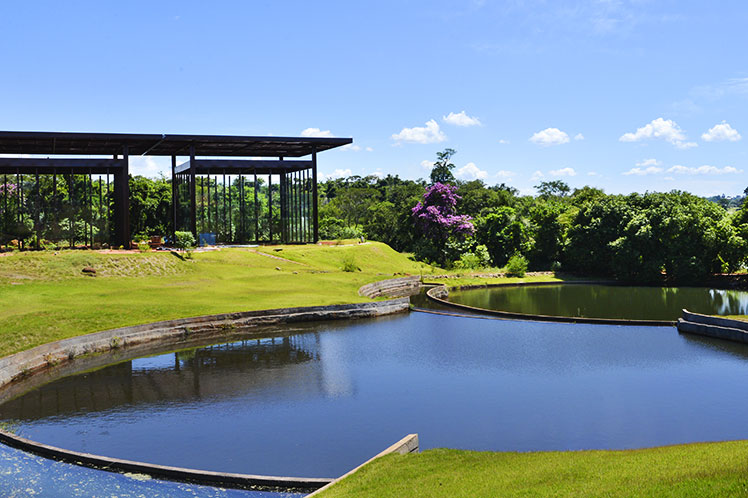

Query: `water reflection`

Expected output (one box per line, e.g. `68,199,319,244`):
447,284,748,320
0,335,325,421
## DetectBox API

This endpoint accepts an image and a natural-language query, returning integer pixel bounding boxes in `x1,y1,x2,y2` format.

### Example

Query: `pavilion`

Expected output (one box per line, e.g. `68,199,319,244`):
0,131,351,248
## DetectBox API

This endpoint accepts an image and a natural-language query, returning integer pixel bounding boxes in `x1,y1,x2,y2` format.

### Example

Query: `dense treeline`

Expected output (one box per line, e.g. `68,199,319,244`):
2,156,747,283
318,151,748,284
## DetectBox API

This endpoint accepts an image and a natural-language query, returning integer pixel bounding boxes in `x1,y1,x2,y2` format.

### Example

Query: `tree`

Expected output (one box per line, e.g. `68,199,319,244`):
476,206,530,267
334,186,379,227
457,180,514,217
535,180,570,198
430,148,457,185
129,175,172,238
528,201,564,270
411,182,474,265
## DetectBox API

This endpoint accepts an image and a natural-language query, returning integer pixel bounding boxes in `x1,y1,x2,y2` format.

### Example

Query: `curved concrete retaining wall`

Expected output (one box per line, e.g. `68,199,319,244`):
0,299,409,389
0,429,332,492
358,276,421,298
0,297,409,491
426,282,676,327
678,309,748,343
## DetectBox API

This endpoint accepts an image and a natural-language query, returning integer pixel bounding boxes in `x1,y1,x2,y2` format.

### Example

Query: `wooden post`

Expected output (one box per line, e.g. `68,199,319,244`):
189,146,197,239
113,146,130,248
171,155,177,239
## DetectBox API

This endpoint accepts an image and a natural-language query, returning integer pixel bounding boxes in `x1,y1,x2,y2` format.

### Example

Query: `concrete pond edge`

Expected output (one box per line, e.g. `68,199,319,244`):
0,293,412,492
307,434,419,497
678,309,748,344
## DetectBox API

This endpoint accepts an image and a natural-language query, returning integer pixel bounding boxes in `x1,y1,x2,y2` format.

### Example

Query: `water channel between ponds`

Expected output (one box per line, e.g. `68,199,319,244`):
2,285,748,495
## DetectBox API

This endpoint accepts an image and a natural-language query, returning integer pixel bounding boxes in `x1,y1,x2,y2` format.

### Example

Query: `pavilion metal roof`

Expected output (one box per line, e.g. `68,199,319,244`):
0,131,352,157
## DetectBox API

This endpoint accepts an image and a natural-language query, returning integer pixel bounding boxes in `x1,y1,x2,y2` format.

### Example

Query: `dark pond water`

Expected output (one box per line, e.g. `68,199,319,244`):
446,284,748,320
4,312,748,480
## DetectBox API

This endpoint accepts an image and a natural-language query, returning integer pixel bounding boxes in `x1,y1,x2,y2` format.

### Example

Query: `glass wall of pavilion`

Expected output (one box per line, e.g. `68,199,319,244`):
173,160,316,245
0,164,119,250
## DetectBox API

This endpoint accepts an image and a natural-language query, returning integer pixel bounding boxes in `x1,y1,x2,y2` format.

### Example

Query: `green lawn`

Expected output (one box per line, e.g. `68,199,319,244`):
0,242,434,357
318,444,748,497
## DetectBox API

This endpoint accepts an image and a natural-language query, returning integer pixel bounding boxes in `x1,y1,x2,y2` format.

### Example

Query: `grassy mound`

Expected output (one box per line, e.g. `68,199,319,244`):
318,443,748,497
0,243,431,357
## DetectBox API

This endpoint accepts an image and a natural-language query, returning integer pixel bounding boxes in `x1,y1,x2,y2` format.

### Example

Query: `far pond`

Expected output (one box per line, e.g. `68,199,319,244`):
446,284,748,321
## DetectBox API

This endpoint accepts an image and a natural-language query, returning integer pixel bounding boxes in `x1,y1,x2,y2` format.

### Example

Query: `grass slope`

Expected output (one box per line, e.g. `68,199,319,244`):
0,243,432,358
319,444,748,497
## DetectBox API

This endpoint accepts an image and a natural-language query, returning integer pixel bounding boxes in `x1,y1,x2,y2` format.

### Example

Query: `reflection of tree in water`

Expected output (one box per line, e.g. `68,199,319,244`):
451,285,748,320
710,289,748,316
0,334,321,422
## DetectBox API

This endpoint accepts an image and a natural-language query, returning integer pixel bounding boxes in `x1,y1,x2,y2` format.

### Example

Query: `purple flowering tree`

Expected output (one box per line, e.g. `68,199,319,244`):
411,183,474,265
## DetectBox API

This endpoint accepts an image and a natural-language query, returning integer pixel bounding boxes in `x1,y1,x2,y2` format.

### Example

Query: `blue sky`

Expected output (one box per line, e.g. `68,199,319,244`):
1,1,747,196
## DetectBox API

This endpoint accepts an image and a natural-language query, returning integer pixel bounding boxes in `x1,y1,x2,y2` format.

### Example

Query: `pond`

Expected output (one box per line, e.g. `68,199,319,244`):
445,284,748,321
4,310,748,483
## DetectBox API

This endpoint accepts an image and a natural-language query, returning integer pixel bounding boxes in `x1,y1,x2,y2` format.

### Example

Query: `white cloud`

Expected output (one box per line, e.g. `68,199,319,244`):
495,170,515,178
666,165,743,175
372,170,384,178
391,119,446,144
530,170,545,180
420,160,435,170
498,139,510,144
455,162,487,180
619,117,697,149
300,127,334,138
702,121,742,142
342,144,374,152
130,156,168,177
574,133,585,141
623,158,663,176
529,128,570,146
549,167,577,177
320,168,353,181
587,171,599,176
623,166,663,176
676,141,698,149
442,111,482,127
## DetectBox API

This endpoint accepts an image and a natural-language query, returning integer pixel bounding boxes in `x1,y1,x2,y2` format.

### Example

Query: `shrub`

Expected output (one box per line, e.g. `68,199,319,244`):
174,231,196,250
454,244,491,270
505,253,528,277
455,252,482,270
340,253,360,272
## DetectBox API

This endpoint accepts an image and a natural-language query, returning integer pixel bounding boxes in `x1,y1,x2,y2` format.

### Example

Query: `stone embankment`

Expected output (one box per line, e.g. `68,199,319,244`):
358,275,421,298
677,309,748,343
0,299,409,390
